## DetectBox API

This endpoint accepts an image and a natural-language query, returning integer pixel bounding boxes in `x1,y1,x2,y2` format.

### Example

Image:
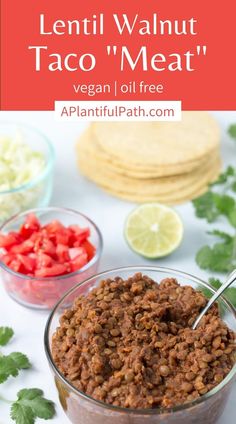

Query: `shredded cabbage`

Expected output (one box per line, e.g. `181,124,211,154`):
0,134,45,190
0,133,47,223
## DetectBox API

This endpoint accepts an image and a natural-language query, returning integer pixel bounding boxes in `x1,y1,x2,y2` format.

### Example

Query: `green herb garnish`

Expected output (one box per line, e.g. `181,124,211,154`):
196,230,236,273
0,352,31,384
0,327,14,346
228,124,236,140
200,278,236,309
192,125,236,274
0,326,55,424
193,123,236,305
11,389,55,424
193,175,236,226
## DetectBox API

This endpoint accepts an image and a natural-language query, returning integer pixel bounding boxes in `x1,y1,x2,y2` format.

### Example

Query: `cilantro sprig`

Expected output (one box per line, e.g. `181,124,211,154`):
0,326,55,424
192,124,236,285
11,389,55,424
193,173,236,225
193,184,236,273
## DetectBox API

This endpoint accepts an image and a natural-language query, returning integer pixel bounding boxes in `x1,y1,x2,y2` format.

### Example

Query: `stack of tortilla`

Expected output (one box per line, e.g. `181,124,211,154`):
76,112,221,204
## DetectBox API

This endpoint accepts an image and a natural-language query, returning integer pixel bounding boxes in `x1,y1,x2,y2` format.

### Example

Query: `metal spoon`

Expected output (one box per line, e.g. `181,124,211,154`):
192,269,236,330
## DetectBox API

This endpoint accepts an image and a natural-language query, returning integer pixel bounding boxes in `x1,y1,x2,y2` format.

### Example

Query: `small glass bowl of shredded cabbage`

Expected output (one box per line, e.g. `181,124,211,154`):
0,122,55,224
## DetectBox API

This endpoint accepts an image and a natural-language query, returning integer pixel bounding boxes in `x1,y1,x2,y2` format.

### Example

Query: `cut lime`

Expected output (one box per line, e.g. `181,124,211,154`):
124,203,183,258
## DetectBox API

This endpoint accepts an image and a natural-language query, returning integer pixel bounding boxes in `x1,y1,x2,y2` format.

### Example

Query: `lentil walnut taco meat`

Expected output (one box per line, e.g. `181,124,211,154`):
52,273,236,409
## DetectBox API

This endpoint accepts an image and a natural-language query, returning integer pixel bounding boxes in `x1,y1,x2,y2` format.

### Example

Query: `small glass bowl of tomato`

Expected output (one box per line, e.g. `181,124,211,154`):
0,207,103,309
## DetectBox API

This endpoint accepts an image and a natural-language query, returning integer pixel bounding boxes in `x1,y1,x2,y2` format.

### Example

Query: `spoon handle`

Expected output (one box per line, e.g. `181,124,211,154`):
192,269,236,330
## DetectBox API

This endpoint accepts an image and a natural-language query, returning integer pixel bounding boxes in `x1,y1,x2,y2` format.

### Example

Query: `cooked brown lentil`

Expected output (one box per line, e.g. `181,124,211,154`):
52,273,236,409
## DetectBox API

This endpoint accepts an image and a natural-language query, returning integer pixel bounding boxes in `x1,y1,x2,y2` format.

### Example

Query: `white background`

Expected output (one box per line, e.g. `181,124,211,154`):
0,111,235,423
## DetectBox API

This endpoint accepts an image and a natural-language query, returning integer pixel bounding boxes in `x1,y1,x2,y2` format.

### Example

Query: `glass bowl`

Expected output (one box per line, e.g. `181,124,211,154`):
0,121,55,224
0,207,103,309
44,266,236,424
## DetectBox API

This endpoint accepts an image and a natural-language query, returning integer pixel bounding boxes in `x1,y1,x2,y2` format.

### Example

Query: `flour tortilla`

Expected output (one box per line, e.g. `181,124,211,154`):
91,112,220,170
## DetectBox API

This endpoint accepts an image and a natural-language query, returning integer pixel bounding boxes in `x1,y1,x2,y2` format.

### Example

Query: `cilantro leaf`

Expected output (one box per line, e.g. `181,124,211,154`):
228,205,236,228
10,388,55,424
199,278,222,300
211,165,236,195
0,326,14,346
0,352,31,384
192,191,220,222
0,326,55,424
202,278,236,308
214,194,235,217
196,240,236,273
211,165,235,186
199,277,236,316
0,355,19,383
212,194,236,227
208,277,222,289
224,287,236,307
207,229,233,243
11,404,34,424
193,191,236,227
200,244,235,272
232,181,236,193
9,352,31,370
228,124,236,140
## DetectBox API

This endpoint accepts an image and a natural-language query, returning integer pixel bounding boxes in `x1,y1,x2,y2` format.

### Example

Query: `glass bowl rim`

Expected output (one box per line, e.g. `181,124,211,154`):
0,206,103,281
44,265,236,416
0,120,55,194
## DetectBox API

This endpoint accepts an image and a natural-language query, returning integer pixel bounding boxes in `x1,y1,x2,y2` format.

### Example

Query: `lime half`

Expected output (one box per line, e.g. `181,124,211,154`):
125,203,183,258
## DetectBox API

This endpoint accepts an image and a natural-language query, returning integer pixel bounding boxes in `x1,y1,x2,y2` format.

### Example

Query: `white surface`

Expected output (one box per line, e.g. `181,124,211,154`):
0,111,235,424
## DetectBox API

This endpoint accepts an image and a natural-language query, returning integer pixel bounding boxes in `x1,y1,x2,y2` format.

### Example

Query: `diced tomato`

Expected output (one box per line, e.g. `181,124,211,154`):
8,257,24,273
35,263,69,278
55,231,70,246
0,213,97,308
35,252,53,269
1,253,13,267
68,225,81,232
68,247,85,260
20,213,41,238
44,220,65,234
81,240,96,261
10,239,34,254
31,233,56,257
45,222,70,246
70,253,88,272
41,238,56,257
17,254,36,273
0,232,23,250
56,244,70,263
28,253,37,260
29,231,43,249
72,228,91,247
67,228,77,247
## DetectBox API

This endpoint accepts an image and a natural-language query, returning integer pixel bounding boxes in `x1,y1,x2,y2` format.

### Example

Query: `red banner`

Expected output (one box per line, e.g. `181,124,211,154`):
1,0,235,110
